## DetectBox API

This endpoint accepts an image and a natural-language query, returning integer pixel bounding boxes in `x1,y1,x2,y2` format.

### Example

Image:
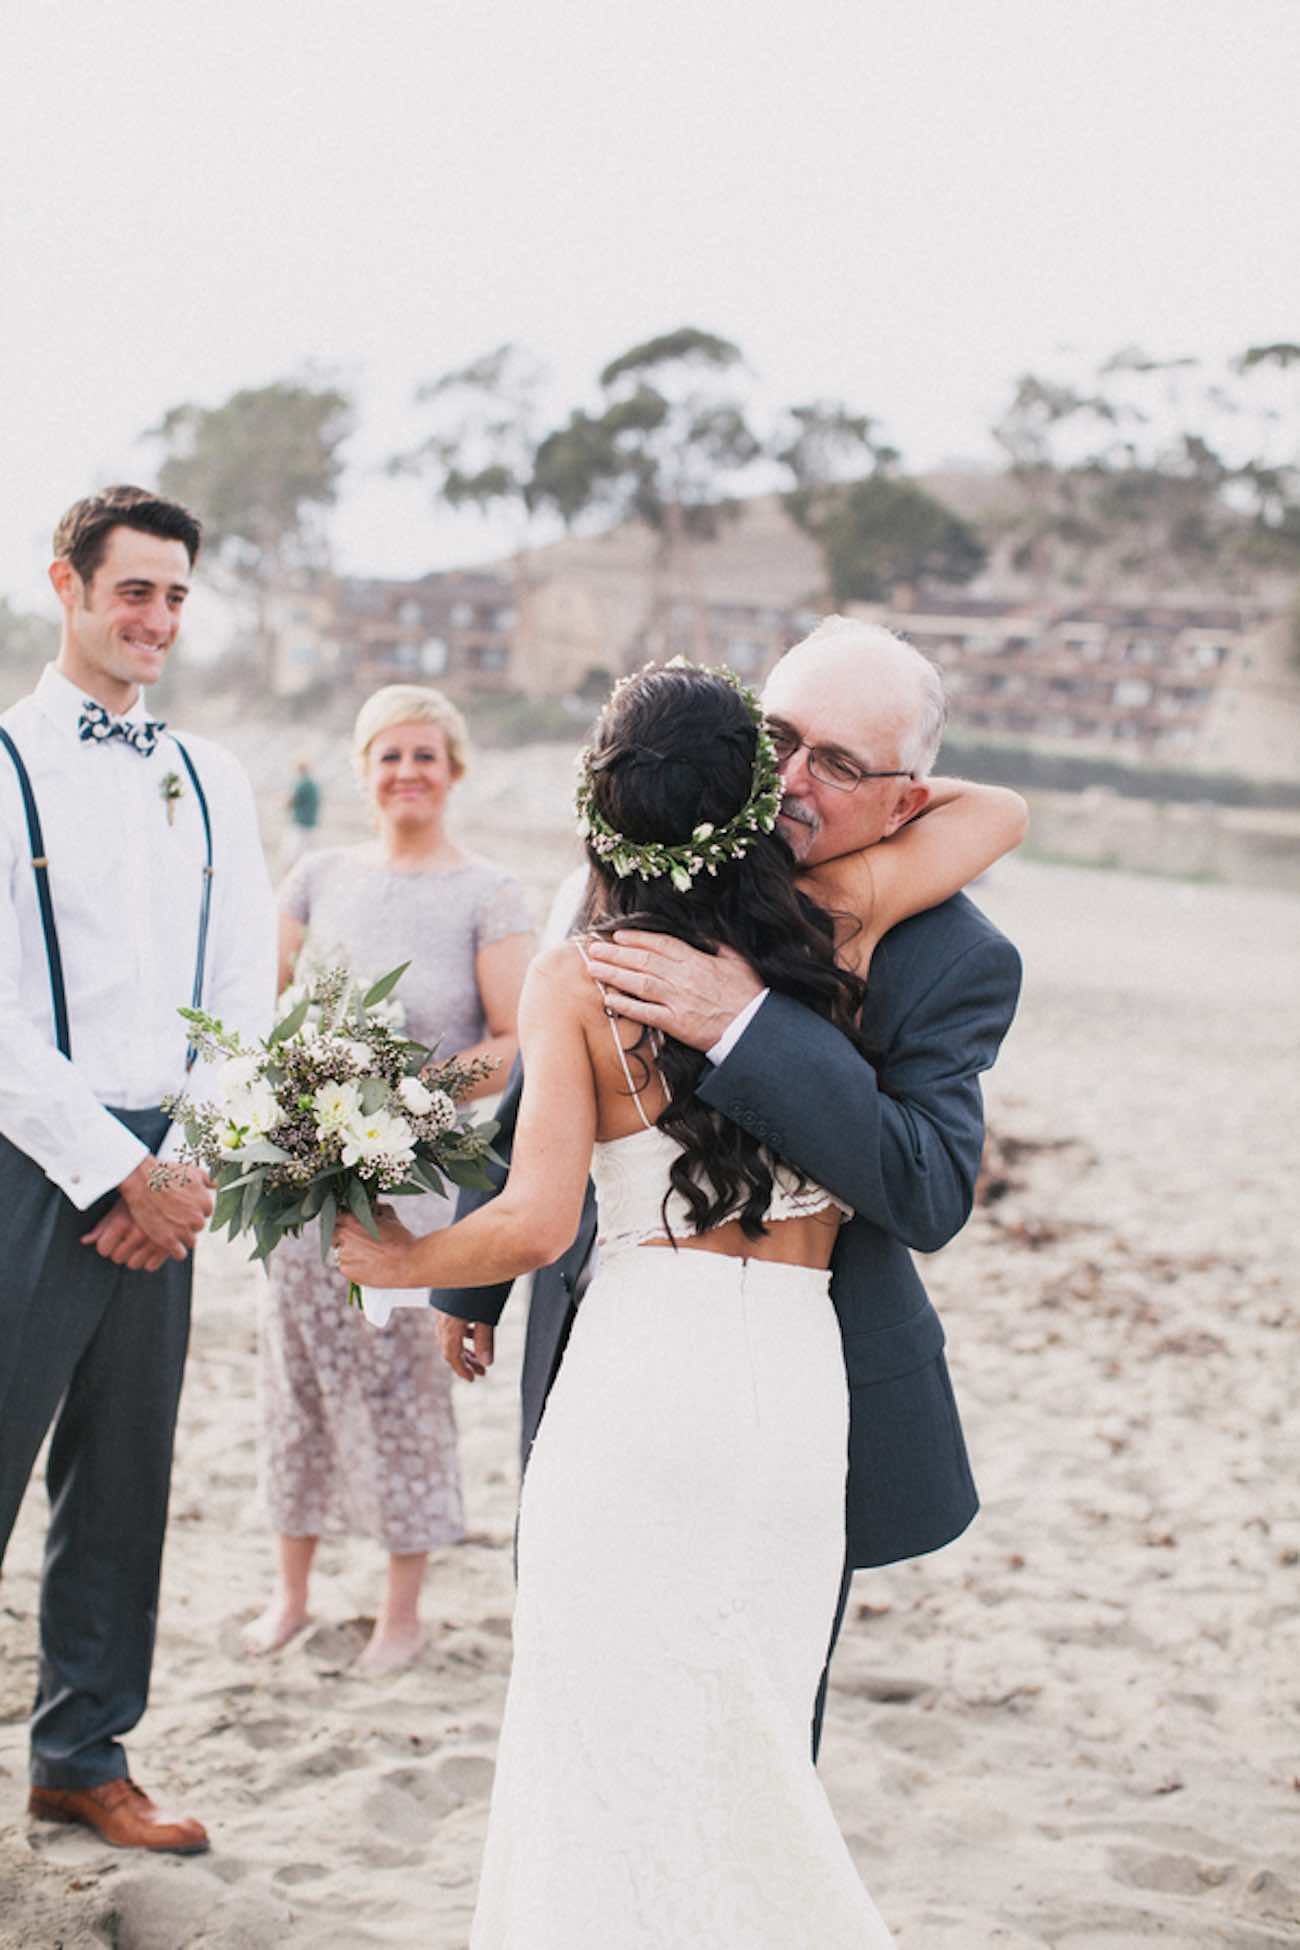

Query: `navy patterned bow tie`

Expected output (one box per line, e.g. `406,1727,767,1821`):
78,700,166,758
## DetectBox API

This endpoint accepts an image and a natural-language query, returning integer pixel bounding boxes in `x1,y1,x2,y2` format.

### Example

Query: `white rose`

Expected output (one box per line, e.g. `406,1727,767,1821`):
340,1109,415,1169
240,1081,283,1136
214,1054,261,1110
397,1076,433,1116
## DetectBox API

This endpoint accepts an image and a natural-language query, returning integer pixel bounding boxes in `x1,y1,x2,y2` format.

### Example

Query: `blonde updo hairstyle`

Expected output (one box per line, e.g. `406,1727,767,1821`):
351,685,470,799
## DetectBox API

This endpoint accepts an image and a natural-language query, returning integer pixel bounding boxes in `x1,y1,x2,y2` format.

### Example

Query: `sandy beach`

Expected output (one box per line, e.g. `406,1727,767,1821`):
2,805,1298,1946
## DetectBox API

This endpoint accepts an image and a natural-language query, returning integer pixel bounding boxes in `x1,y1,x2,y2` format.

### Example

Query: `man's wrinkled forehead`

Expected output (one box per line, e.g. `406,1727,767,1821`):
762,646,910,763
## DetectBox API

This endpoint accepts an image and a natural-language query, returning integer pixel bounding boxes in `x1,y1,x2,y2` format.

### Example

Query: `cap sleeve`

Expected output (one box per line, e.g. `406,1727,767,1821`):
278,851,316,924
473,868,532,951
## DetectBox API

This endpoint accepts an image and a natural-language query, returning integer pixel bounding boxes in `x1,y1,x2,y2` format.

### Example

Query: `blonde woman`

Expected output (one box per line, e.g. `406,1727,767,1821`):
244,685,533,1671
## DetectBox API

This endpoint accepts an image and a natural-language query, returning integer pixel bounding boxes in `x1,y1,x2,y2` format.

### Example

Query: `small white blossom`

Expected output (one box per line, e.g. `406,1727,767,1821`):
426,1089,457,1133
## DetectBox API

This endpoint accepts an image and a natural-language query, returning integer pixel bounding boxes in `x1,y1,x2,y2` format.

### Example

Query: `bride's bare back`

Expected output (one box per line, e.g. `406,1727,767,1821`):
570,940,843,1273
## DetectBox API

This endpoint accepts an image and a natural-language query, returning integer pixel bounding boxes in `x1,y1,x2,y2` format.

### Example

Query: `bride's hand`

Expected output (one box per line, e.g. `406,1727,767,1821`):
334,1206,420,1287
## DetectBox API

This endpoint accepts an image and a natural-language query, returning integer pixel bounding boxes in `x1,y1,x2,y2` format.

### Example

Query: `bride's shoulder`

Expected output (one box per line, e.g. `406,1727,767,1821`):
525,937,604,1011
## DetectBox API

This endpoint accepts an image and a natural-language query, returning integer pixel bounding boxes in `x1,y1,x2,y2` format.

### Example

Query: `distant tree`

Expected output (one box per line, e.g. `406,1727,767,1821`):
774,399,897,528
808,476,986,606
1236,342,1300,373
150,378,353,687
390,343,546,530
391,343,549,649
0,597,57,705
0,595,57,667
531,328,764,658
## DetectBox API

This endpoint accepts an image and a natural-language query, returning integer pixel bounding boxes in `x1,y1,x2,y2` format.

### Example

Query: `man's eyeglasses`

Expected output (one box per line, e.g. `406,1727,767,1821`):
765,720,913,793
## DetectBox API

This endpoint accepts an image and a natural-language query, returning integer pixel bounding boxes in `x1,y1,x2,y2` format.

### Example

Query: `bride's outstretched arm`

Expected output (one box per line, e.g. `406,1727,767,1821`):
335,947,597,1292
799,778,1028,973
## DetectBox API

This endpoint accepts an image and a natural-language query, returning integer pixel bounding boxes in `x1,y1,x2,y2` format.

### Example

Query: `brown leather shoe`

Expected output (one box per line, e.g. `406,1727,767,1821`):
28,1778,209,1854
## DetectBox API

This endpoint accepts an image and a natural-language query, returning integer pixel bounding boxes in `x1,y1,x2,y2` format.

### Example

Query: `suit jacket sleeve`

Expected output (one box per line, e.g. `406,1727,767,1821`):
428,1061,521,1325
696,930,1022,1254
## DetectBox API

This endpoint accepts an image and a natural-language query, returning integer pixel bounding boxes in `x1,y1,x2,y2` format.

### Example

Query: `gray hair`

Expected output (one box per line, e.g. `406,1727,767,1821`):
790,615,946,777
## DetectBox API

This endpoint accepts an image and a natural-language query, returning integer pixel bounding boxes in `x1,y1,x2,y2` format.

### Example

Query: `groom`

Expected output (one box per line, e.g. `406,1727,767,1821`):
0,487,275,1849
434,616,1022,1748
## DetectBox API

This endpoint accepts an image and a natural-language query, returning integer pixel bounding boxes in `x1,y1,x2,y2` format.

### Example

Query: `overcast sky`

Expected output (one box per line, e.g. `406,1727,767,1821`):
1,0,1296,621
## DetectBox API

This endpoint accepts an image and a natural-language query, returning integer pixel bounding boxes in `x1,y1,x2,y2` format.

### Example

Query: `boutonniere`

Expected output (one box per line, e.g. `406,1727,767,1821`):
160,771,185,826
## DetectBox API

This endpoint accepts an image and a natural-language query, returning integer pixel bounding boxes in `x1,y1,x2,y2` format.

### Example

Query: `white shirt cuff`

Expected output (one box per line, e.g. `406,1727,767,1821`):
705,989,769,1067
49,1117,151,1211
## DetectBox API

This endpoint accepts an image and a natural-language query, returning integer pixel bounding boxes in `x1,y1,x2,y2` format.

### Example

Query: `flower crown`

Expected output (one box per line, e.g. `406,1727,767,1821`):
574,660,783,893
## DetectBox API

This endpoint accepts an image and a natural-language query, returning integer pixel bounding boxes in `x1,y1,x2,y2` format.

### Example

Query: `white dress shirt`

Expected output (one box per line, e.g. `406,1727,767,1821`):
0,664,276,1208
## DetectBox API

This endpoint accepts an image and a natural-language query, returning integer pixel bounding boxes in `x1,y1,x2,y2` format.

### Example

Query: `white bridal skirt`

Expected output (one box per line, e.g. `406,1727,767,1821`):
469,1248,896,1949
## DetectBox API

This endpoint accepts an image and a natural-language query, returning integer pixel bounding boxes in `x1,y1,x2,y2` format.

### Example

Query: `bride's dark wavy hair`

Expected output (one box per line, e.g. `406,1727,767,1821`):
578,662,866,1240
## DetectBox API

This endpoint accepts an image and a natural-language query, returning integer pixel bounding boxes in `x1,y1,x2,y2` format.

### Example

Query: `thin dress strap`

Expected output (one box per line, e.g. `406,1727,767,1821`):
573,938,655,1131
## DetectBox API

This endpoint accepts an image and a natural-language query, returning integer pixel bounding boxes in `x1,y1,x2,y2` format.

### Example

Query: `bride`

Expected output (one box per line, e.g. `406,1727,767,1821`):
336,660,1025,1948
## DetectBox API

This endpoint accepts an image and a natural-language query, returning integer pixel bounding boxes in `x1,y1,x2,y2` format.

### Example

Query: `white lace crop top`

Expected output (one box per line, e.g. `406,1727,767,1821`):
574,941,853,1251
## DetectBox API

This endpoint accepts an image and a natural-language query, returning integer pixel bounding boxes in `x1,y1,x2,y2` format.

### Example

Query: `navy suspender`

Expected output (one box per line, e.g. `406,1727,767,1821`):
0,726,71,1057
0,728,214,1071
170,739,213,1068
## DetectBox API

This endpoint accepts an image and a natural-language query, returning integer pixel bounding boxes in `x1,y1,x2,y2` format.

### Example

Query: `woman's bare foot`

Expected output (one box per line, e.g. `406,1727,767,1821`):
241,1600,311,1656
355,1621,425,1675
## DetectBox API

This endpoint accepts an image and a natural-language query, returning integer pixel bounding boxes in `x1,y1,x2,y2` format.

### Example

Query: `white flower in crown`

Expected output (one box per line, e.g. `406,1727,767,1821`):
397,1075,434,1115
313,1079,363,1135
340,1108,415,1169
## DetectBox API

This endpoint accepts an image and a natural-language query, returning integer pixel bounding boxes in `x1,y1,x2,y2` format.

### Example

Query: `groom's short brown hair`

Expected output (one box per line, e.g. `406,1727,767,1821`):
53,485,203,585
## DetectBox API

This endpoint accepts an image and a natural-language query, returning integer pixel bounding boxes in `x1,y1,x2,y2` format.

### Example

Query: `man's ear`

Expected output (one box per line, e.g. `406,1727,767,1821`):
48,558,80,611
882,780,930,837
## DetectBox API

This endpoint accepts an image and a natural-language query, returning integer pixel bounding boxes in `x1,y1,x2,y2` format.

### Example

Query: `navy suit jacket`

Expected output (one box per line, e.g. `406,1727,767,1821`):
432,890,1022,1569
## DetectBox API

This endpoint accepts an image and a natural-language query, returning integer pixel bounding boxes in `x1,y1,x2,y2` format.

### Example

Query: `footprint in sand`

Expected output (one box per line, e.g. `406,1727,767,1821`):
1109,1844,1235,1895
233,1715,294,1750
302,1618,371,1666
433,1752,496,1803
274,1861,331,1888
274,1741,367,1789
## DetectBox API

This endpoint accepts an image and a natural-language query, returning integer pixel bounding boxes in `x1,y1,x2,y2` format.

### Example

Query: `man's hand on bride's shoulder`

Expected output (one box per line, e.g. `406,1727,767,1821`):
584,933,762,1052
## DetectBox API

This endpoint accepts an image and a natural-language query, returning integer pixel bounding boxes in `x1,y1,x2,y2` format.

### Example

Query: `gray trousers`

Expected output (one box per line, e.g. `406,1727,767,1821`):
0,1109,192,1788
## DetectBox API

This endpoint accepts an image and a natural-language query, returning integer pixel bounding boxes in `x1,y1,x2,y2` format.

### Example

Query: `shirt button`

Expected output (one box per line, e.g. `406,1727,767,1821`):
69,1171,81,1185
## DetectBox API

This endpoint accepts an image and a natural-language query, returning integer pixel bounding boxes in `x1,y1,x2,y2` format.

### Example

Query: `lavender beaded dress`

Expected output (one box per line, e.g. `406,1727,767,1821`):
260,846,530,1554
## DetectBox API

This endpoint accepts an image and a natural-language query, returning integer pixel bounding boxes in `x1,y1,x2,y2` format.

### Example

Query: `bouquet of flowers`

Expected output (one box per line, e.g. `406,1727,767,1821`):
162,962,500,1307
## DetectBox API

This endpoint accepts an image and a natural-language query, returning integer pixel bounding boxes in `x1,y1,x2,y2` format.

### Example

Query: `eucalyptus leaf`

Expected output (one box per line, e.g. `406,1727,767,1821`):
443,1158,497,1191
240,1175,263,1234
318,1192,337,1265
359,1076,389,1115
346,1175,380,1239
268,995,310,1045
211,1186,241,1232
299,1181,328,1221
362,962,411,1010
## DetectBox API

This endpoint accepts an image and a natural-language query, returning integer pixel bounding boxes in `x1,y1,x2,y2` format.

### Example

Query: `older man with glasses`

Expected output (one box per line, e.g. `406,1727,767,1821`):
437,614,1023,1757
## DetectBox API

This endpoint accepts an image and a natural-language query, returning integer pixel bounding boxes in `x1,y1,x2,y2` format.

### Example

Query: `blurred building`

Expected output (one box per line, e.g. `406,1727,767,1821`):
268,493,1299,785
862,592,1297,778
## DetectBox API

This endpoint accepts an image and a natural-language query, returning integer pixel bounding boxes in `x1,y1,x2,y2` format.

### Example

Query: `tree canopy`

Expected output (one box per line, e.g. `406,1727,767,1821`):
150,378,354,684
